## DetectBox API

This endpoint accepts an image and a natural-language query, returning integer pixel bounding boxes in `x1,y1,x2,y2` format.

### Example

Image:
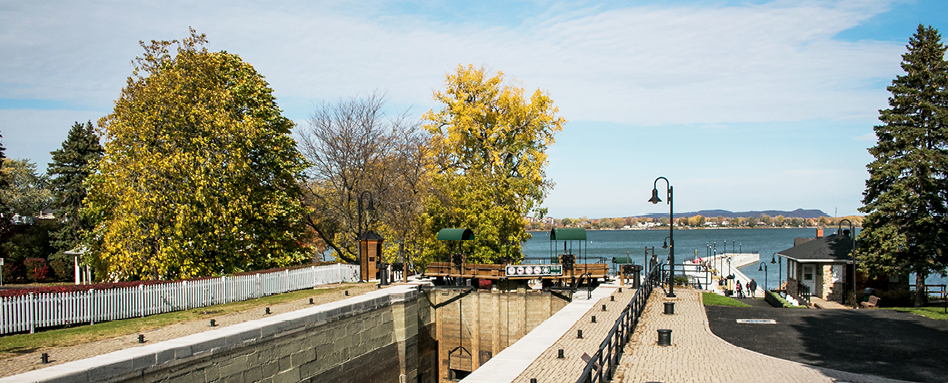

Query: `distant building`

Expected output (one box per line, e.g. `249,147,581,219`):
777,227,907,306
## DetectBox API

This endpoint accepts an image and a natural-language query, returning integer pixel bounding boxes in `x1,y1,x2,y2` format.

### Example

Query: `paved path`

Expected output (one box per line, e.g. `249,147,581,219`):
612,289,910,383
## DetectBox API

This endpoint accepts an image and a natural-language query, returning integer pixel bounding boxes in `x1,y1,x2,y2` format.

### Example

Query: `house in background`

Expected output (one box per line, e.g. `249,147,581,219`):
777,227,908,306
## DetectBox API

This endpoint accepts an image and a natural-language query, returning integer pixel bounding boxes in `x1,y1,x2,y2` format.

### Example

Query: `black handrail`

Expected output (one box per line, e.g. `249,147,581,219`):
575,262,661,383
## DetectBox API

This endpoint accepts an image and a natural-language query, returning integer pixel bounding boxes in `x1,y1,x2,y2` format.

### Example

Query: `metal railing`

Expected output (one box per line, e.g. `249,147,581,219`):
575,262,660,383
0,263,360,335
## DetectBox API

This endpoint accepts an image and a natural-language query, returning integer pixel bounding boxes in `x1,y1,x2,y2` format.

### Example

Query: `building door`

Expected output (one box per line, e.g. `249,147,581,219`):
802,265,816,297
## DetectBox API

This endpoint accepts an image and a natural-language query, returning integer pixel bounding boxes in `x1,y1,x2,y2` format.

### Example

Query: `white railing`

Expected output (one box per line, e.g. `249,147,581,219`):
0,263,360,335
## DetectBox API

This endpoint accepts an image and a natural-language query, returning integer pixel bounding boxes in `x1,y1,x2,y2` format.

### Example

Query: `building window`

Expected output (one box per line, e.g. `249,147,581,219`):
803,266,813,281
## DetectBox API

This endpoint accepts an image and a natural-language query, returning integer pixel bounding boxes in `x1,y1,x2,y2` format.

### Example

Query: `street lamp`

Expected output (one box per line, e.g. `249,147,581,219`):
649,177,675,298
357,191,375,238
838,219,856,308
758,262,768,293
771,252,780,291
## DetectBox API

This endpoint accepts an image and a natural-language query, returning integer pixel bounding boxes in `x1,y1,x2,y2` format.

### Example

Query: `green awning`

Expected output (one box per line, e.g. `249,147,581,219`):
550,228,586,241
437,228,474,241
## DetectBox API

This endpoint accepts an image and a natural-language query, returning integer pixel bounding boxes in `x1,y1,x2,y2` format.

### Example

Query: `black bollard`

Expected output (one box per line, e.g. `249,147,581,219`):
265,307,270,315
591,315,597,323
664,301,675,315
41,353,49,364
657,329,672,346
611,295,615,301
138,334,145,343
557,349,564,359
577,329,583,339
602,304,607,311
309,298,314,304
345,290,349,296
530,379,538,383
210,319,216,327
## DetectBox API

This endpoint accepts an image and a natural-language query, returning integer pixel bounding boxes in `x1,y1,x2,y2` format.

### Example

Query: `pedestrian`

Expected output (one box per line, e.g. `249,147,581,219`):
748,278,758,298
736,280,744,299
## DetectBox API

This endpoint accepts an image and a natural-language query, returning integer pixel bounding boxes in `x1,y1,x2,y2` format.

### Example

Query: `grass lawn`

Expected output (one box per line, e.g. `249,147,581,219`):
880,306,948,320
0,283,365,358
702,292,751,307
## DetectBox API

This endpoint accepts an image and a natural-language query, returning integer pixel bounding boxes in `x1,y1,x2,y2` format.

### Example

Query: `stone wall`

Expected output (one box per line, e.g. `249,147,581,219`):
428,287,568,382
1,285,427,383
4,284,566,383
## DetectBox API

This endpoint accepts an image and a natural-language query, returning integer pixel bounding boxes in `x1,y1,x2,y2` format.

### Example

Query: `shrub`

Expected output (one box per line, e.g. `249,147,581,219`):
2,261,24,284
23,258,50,282
48,254,75,282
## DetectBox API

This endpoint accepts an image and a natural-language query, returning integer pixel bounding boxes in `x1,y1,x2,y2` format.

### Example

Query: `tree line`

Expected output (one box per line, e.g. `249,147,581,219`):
526,215,863,230
0,29,563,282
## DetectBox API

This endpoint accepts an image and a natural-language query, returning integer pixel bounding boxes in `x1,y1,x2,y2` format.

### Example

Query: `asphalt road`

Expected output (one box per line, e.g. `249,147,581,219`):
705,299,948,383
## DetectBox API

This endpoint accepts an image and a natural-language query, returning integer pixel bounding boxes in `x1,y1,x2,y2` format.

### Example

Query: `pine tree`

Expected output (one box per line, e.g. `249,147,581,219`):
858,25,948,307
0,130,6,213
47,121,103,251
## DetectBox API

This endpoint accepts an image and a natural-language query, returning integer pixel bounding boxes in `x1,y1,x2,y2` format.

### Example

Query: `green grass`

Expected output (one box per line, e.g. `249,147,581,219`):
0,283,367,358
702,292,751,307
880,306,948,320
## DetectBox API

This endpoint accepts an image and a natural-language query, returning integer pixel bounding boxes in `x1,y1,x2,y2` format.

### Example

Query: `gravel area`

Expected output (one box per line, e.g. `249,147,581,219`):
0,283,382,379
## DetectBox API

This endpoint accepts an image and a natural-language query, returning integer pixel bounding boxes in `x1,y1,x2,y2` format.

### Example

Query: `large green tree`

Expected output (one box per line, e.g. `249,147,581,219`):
419,65,565,266
858,25,948,307
85,30,308,280
0,158,52,217
47,121,103,251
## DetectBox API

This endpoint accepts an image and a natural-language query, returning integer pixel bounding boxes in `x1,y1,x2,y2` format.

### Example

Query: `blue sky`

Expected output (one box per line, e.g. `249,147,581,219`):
1,0,946,219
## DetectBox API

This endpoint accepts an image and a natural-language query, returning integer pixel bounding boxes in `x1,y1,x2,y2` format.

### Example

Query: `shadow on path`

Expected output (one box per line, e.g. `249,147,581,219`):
706,299,948,383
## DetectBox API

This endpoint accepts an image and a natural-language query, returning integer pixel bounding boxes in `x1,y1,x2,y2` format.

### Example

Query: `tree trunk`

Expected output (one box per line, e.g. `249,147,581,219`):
914,269,927,308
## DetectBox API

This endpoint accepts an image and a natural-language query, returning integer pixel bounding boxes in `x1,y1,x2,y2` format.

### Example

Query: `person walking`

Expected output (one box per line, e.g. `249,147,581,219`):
736,280,744,299
748,278,758,298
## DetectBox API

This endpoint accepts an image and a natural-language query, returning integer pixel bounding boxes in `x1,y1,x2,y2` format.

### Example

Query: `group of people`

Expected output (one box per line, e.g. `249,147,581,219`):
734,278,758,299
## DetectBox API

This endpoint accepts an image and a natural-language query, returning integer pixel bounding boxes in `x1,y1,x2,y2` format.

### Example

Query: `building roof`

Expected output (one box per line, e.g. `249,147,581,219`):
777,232,856,263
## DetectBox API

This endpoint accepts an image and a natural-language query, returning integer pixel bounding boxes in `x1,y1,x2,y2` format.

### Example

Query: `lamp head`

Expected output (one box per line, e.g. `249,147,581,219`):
662,239,668,249
648,188,662,204
758,263,763,272
771,254,777,264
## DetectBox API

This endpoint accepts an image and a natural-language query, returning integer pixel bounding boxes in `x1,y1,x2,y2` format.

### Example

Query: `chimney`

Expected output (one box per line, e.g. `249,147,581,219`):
816,227,823,238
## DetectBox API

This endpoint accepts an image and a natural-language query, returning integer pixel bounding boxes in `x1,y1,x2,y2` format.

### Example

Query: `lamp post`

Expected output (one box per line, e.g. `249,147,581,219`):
771,252,779,291
838,219,856,308
758,262,768,292
357,191,375,239
649,177,675,298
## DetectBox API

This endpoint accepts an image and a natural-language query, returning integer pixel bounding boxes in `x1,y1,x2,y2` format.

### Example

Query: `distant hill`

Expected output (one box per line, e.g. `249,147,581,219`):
638,209,829,220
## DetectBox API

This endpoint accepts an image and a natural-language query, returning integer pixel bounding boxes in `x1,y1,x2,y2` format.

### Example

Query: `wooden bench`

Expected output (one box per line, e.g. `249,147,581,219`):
860,295,881,308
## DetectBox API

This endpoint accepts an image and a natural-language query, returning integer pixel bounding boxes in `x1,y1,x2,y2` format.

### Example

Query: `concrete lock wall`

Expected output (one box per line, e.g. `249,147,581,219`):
426,288,569,382
5,284,566,383
2,285,427,383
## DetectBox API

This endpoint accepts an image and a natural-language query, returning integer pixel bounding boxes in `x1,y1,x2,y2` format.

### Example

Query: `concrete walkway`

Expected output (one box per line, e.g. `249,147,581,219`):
612,289,910,383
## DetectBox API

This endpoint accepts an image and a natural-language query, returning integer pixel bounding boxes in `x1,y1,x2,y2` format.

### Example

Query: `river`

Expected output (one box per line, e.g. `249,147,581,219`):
521,228,947,289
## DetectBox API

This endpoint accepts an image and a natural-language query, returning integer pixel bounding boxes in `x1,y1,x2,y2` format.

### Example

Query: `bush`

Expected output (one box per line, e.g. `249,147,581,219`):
48,254,74,282
765,290,807,308
23,258,50,282
2,261,24,284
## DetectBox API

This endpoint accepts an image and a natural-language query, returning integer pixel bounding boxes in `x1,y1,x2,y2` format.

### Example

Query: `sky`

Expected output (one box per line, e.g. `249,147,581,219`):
1,0,946,220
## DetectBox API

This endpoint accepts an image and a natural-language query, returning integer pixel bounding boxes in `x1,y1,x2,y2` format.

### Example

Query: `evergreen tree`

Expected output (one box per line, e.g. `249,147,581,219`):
858,25,948,307
47,121,103,251
0,130,6,213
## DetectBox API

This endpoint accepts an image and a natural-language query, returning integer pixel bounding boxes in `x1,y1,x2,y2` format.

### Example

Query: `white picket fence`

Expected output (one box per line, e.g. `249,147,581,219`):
0,263,360,335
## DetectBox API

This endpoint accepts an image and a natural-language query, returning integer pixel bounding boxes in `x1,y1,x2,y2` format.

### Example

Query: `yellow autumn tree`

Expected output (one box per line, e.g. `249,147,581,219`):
84,30,308,280
419,65,565,266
